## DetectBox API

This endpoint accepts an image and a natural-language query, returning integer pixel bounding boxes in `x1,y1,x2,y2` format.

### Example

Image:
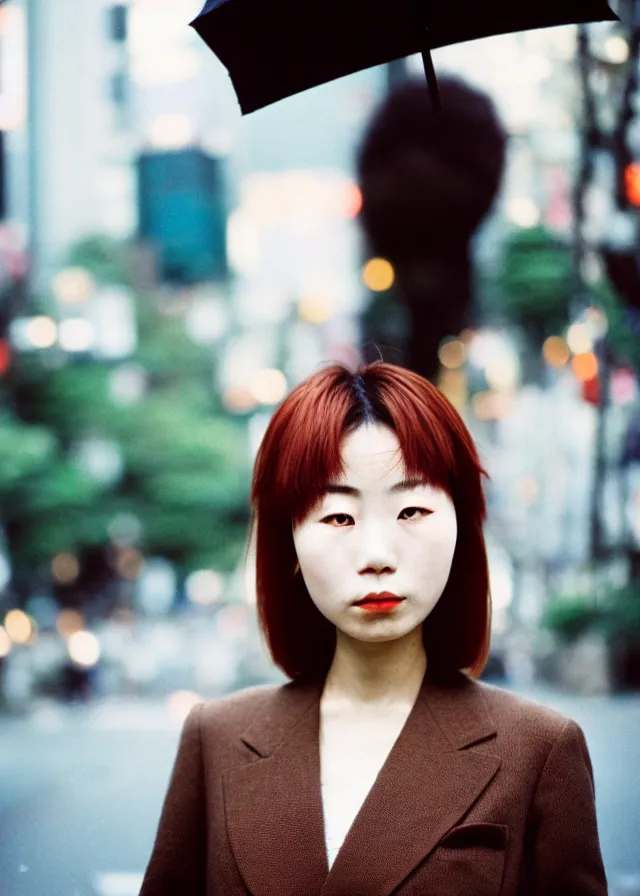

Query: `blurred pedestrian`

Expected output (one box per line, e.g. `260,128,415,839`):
140,361,606,895
358,77,507,381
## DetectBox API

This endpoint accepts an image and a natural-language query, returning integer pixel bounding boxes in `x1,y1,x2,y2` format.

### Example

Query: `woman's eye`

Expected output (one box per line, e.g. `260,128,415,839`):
400,507,429,520
322,513,353,526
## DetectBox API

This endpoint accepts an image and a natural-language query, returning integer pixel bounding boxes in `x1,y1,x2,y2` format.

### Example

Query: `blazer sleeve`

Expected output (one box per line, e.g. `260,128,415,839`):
139,702,207,896
524,718,608,895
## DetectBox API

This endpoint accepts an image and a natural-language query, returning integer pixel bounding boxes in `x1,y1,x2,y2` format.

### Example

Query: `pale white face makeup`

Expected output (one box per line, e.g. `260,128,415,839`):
292,422,458,647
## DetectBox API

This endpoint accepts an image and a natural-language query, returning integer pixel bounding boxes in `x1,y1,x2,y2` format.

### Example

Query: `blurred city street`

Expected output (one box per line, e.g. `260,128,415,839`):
1,2,640,895
0,681,639,896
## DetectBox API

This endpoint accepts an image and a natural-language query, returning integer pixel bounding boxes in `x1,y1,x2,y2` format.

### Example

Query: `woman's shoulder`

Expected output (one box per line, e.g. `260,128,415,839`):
192,676,325,756
469,675,583,746
197,682,283,731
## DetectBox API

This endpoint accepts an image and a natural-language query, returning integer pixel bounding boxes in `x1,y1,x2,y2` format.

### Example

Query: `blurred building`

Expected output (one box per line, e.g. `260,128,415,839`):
0,1,28,344
126,0,384,393
3,0,384,363
14,0,233,290
137,147,228,284
21,0,135,291
0,1,28,231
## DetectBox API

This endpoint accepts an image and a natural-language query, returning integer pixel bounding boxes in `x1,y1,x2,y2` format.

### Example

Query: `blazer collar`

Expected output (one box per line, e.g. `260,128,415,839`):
224,667,500,896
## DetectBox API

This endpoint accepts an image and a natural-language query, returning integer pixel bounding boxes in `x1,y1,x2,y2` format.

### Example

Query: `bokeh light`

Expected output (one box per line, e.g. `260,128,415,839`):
56,609,85,639
572,352,599,382
543,336,570,368
223,386,258,413
604,35,630,64
467,330,516,370
362,257,395,292
52,552,80,585
506,197,540,228
438,339,466,370
25,316,58,349
566,323,594,355
0,340,11,376
625,163,640,207
67,630,101,667
4,609,36,645
298,295,336,324
52,267,95,304
186,570,224,607
485,356,519,391
250,369,288,405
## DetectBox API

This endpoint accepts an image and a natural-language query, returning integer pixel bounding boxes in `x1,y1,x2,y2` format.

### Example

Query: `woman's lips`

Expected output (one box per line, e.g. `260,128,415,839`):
354,594,404,613
357,600,403,613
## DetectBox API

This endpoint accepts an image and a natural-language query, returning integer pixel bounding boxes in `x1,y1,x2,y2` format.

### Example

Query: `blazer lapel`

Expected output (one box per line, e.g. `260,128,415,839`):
320,669,501,896
223,669,501,896
223,679,328,896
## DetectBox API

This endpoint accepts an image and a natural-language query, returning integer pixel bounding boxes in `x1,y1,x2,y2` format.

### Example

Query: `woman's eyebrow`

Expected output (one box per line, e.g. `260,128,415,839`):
322,477,430,497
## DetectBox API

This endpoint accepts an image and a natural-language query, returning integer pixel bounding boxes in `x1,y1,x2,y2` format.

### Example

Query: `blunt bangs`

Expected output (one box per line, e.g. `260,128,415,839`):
249,361,492,682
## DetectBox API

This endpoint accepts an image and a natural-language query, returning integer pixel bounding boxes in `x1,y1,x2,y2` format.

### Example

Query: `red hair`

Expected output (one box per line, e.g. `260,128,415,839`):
249,361,491,681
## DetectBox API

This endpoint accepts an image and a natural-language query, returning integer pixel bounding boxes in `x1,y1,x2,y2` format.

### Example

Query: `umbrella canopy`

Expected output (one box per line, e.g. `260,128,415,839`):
190,0,618,114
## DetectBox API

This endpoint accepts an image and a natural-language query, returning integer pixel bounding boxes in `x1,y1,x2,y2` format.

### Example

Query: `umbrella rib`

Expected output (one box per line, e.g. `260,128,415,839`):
421,47,442,113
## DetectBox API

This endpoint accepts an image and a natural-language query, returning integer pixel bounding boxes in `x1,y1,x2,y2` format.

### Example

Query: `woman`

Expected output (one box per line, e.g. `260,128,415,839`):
140,361,607,896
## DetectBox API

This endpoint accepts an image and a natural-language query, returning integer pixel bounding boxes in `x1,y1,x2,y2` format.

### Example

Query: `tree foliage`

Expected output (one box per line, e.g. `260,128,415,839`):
490,225,574,345
0,239,251,607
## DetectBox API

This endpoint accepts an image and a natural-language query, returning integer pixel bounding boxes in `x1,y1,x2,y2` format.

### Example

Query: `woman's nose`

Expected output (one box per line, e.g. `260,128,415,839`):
357,527,397,574
360,559,396,575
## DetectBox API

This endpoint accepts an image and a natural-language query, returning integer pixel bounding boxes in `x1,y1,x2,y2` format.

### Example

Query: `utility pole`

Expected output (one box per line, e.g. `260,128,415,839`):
575,4,640,562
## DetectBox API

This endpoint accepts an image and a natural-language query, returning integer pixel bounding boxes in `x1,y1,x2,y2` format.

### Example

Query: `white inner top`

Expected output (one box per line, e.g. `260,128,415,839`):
320,706,413,870
321,763,383,870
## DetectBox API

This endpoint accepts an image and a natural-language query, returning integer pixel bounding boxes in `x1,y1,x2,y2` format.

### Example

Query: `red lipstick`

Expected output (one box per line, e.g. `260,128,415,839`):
354,592,404,613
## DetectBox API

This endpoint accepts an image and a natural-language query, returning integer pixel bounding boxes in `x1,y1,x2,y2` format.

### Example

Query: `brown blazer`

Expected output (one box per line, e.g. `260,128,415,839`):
139,667,607,895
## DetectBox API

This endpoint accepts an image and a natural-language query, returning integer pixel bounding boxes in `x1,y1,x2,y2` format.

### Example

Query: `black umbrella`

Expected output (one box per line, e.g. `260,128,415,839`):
190,0,617,114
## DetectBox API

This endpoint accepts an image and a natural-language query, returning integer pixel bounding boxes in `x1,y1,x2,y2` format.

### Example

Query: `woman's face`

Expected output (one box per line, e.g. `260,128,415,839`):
292,422,457,645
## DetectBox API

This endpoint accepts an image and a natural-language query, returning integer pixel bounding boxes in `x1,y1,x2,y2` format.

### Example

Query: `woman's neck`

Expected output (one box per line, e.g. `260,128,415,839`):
321,628,427,712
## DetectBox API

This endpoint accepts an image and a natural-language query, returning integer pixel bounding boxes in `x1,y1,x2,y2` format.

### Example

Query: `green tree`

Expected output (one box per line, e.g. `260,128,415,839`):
486,225,574,384
0,238,250,612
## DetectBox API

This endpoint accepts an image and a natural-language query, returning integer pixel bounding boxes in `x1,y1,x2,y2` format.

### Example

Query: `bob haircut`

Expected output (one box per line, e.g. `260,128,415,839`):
248,360,491,682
